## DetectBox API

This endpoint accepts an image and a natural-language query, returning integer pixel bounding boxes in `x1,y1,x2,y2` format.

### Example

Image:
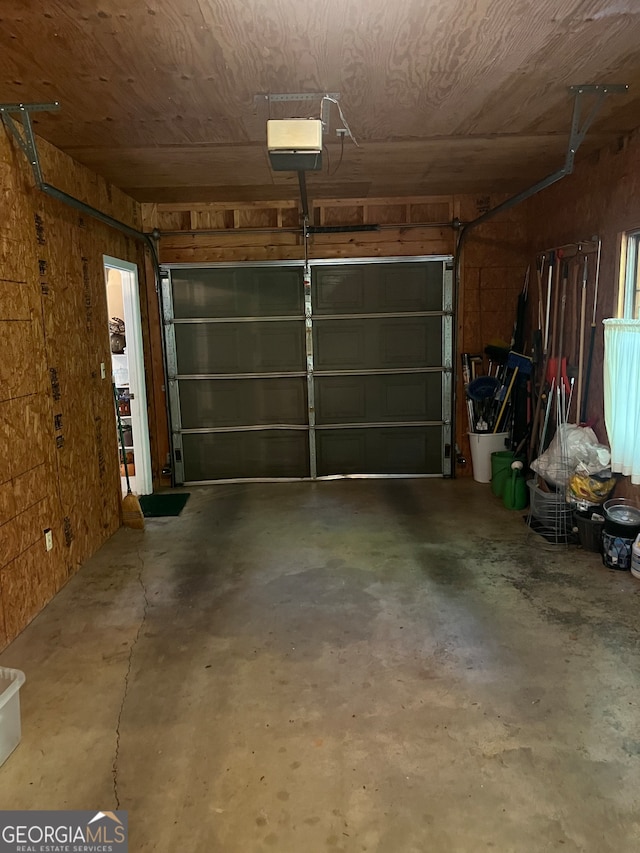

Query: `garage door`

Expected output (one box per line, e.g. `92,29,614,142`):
162,258,452,483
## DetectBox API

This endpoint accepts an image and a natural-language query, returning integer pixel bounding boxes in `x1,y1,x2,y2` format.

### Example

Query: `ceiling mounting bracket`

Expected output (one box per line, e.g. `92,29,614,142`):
565,83,629,171
0,101,60,188
254,92,340,131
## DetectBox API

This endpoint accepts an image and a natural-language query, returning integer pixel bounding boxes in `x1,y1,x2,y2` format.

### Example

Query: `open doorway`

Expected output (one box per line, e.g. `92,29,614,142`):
104,255,153,496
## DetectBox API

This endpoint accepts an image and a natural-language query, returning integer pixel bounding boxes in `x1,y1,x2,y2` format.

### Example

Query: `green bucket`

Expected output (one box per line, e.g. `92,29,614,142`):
491,450,524,497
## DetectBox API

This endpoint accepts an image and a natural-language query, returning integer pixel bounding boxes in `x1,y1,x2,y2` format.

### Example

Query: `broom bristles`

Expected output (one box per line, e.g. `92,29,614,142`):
122,492,145,530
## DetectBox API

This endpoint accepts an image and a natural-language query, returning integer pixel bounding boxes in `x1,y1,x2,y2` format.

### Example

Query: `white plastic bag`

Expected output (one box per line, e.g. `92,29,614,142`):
531,424,611,487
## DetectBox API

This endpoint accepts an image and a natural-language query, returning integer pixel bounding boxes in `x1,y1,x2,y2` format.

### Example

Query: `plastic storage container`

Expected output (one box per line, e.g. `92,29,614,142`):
631,533,640,580
0,667,25,766
574,511,604,552
527,479,570,521
602,531,636,570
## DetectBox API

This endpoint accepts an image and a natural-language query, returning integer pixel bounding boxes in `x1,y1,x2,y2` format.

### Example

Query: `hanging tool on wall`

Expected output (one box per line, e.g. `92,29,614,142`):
529,252,556,458
547,259,571,405
580,238,601,423
575,253,589,422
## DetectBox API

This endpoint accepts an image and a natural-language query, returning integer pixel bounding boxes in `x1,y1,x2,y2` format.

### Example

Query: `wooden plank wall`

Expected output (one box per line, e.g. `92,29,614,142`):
457,196,530,472
0,131,150,649
525,127,640,500
143,194,529,476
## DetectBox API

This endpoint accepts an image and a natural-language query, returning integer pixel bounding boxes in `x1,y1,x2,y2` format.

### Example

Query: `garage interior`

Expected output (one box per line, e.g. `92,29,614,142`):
1,2,640,850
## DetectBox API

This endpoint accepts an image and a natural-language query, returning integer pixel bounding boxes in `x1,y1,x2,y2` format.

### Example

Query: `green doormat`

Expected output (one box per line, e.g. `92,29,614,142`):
139,492,190,517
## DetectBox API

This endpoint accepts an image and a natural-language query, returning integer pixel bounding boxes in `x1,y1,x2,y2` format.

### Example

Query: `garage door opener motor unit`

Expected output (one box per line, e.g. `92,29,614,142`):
267,119,323,171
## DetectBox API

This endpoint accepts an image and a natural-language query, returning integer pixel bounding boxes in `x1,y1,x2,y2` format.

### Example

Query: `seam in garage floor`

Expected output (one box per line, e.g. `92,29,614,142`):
0,479,639,853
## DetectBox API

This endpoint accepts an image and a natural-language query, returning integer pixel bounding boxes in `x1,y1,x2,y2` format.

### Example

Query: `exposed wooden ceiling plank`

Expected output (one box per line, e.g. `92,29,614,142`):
1,0,638,200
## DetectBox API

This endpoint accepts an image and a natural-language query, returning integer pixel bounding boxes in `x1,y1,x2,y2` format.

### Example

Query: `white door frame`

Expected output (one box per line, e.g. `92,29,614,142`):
103,255,153,496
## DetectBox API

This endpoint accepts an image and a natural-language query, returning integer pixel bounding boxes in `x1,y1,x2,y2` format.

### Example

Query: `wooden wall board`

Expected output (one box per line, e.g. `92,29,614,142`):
0,279,30,319
525,127,640,500
0,481,16,529
0,129,155,652
0,594,6,650
143,254,170,488
37,138,142,230
0,537,56,644
144,196,457,234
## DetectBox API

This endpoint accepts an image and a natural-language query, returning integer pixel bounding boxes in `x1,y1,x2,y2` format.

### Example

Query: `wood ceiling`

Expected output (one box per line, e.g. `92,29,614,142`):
2,0,640,203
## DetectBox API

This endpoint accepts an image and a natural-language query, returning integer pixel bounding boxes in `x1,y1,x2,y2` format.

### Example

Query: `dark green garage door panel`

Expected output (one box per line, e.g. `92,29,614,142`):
313,262,444,314
165,266,308,481
178,378,307,429
314,318,442,371
174,322,304,375
314,374,443,424
312,261,451,477
171,267,303,318
182,431,309,481
316,426,443,475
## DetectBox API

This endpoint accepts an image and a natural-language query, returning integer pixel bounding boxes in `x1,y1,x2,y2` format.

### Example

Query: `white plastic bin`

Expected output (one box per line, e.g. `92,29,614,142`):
468,432,509,483
0,667,25,766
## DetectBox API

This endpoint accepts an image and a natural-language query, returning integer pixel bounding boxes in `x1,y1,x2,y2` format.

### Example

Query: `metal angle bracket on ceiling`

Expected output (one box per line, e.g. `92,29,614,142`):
566,83,629,172
0,101,60,187
254,91,340,131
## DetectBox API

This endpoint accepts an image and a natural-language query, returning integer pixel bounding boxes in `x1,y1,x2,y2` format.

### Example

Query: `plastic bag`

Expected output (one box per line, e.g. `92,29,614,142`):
531,424,611,488
568,472,616,503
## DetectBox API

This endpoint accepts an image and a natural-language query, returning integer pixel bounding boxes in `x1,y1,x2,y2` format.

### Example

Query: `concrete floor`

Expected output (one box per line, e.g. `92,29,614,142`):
1,479,639,852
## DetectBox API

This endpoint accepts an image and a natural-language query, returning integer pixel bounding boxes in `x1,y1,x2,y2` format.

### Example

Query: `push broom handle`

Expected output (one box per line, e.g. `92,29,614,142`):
493,367,519,434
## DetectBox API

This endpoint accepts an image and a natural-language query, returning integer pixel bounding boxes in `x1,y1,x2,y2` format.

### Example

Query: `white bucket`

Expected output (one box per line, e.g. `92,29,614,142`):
468,432,509,483
631,533,640,580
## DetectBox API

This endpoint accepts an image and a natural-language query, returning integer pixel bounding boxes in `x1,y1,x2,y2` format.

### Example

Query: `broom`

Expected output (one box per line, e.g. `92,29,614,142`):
113,384,145,530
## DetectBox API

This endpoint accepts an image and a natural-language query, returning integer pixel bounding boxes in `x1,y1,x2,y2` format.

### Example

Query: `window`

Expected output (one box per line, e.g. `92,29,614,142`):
620,230,640,318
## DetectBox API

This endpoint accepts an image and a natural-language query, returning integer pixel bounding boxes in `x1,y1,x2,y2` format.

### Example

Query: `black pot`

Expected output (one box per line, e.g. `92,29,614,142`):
603,498,640,539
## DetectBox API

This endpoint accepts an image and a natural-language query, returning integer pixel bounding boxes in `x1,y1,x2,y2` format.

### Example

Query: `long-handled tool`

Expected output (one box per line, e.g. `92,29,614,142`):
576,254,589,422
549,250,562,363
113,384,145,530
580,239,601,422
529,253,555,458
512,266,530,354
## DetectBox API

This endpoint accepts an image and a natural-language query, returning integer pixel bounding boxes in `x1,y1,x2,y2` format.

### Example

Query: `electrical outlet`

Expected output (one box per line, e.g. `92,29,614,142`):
44,529,53,551
100,362,107,380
